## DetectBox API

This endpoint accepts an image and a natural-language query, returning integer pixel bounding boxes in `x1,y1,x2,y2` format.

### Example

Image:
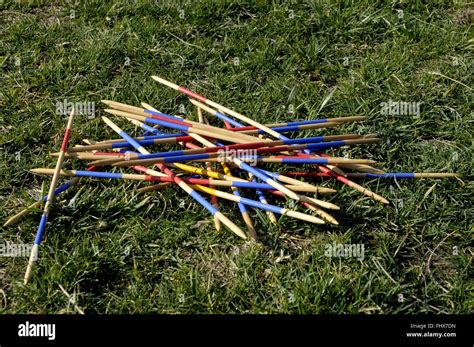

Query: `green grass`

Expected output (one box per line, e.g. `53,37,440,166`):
0,0,472,314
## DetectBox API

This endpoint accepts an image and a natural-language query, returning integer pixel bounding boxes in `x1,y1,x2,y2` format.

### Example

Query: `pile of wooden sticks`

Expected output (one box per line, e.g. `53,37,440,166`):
5,76,459,284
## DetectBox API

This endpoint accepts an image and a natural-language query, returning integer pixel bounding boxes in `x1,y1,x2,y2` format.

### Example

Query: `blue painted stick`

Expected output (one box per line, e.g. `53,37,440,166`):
24,111,75,284
101,116,247,239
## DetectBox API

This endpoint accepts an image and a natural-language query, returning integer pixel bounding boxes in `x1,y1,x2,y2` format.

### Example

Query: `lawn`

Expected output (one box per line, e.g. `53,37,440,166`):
0,0,472,314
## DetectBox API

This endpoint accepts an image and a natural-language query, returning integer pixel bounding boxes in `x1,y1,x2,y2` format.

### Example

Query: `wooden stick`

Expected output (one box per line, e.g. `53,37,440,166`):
101,116,247,239
101,100,261,143
30,168,330,193
159,80,387,204
197,106,221,233
136,183,173,193
107,139,380,168
216,107,337,224
24,110,75,285
189,99,366,126
4,166,98,227
151,76,291,140
191,185,325,225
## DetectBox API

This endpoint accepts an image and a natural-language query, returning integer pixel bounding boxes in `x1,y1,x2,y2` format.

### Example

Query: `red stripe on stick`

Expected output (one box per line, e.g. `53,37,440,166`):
60,129,72,151
178,86,208,103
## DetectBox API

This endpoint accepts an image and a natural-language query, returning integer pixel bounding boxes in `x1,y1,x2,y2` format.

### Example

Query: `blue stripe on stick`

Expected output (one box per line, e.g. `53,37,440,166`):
280,158,329,164
140,122,162,134
230,189,248,214
237,202,247,214
253,178,267,200
144,117,190,132
42,182,72,203
286,119,327,126
75,170,124,179
119,130,147,150
239,197,283,214
229,182,276,189
144,109,184,122
214,111,243,127
306,140,346,151
136,148,186,159
34,214,48,245
189,190,218,215
283,136,325,145
237,161,272,183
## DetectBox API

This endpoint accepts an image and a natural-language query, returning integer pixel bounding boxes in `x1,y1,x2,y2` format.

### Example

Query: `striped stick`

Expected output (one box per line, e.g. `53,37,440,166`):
133,178,337,211
189,98,366,126
266,189,339,211
136,105,219,159
195,156,376,165
352,172,460,179
168,163,248,182
101,103,261,144
222,120,262,235
156,118,301,203
216,120,342,134
86,152,376,170
296,151,384,175
283,172,460,179
67,130,363,153
100,116,247,239
156,79,388,204
108,138,380,168
102,99,266,142
98,132,185,144
152,76,296,140
24,111,75,285
249,173,278,224
103,107,258,144
172,167,332,193
261,116,367,126
3,165,97,227
86,125,361,147
191,185,325,224
136,181,327,225
267,190,339,225
129,118,162,135
195,122,257,239
68,134,197,153
32,168,328,193
134,103,223,233
196,97,380,176
121,110,246,196
255,168,335,193
215,107,338,224
196,106,221,232
81,156,375,175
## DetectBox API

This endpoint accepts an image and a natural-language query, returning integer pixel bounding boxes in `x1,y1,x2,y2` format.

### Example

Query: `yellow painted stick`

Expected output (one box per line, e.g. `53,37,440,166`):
101,116,247,239
197,106,222,233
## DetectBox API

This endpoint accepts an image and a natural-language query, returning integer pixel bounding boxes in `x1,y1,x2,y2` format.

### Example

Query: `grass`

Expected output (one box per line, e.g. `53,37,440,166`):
0,0,472,314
